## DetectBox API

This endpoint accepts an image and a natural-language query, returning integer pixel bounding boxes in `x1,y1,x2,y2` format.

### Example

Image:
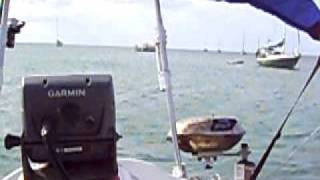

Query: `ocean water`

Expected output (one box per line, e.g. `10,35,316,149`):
0,44,319,180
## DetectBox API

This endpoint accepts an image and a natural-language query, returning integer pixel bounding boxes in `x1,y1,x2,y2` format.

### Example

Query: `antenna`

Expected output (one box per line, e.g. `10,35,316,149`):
56,17,59,40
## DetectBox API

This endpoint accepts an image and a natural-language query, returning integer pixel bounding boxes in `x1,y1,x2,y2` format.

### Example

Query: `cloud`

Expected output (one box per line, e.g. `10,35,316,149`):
10,0,155,45
8,0,320,54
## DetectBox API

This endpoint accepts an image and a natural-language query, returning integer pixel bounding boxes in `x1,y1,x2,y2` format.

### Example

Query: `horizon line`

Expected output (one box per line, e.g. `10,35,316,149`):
15,42,319,57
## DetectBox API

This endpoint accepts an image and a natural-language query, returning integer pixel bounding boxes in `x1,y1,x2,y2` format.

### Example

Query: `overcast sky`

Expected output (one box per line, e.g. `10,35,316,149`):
9,0,320,55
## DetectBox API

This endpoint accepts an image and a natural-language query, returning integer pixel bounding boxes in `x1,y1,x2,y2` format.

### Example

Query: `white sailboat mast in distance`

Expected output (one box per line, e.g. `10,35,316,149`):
56,17,63,47
216,38,222,53
241,32,247,55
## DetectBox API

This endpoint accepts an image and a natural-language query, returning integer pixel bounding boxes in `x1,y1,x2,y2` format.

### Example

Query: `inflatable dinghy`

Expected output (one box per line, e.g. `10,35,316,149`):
168,116,245,154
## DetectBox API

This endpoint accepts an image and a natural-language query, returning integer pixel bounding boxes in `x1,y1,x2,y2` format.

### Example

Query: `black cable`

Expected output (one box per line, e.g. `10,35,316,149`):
250,56,320,180
41,120,71,180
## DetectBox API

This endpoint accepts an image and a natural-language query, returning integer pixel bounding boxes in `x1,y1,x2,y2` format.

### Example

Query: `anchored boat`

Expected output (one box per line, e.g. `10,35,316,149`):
256,53,301,69
256,31,301,69
134,43,155,52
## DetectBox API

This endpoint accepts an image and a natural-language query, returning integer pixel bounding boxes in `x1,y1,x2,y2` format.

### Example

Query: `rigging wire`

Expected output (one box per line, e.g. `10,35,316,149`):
286,126,320,161
2,167,23,180
264,124,320,179
250,56,320,180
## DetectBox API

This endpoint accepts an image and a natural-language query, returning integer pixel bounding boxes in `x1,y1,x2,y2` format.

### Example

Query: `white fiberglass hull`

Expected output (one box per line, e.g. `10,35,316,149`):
168,116,245,154
256,54,301,69
3,158,181,180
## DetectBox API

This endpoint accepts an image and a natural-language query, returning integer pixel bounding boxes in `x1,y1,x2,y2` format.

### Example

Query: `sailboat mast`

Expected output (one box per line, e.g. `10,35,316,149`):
56,17,59,40
0,0,11,92
242,32,245,54
283,25,287,53
154,0,185,178
297,30,301,54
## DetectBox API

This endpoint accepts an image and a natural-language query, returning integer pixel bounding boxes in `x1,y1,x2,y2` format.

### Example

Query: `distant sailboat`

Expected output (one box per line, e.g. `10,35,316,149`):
241,33,247,55
56,39,63,47
55,18,63,47
134,43,155,52
256,30,301,69
216,38,222,53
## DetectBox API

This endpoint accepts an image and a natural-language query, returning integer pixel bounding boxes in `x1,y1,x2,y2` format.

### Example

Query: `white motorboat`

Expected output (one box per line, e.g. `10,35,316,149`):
227,59,244,65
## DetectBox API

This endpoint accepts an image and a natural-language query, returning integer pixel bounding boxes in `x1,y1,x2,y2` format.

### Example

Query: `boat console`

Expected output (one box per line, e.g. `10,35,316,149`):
5,74,121,180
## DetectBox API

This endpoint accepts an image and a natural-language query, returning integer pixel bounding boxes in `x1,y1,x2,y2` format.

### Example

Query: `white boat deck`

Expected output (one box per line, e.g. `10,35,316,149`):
2,158,183,180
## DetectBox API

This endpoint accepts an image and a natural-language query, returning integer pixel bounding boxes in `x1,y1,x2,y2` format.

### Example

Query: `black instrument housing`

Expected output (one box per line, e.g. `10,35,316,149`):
22,74,119,165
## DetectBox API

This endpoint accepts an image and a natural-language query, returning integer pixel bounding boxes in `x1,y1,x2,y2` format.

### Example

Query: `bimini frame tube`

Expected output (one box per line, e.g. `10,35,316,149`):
154,0,186,178
0,0,10,92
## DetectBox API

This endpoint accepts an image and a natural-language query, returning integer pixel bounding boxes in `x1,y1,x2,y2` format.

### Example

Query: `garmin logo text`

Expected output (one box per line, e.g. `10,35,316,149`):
48,89,86,98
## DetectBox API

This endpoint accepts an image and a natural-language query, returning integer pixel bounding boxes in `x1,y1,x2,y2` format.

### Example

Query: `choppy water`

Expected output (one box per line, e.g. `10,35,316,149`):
0,44,319,180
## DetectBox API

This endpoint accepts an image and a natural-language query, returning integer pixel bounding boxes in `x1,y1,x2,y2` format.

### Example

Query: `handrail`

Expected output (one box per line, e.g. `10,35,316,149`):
153,0,185,178
0,0,10,92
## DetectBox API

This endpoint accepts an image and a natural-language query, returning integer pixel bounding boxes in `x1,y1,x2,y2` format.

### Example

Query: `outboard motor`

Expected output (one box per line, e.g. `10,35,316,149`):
5,74,121,180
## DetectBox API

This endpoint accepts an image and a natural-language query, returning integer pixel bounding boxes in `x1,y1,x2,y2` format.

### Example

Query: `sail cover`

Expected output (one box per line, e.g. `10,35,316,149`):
222,0,320,41
266,38,285,50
